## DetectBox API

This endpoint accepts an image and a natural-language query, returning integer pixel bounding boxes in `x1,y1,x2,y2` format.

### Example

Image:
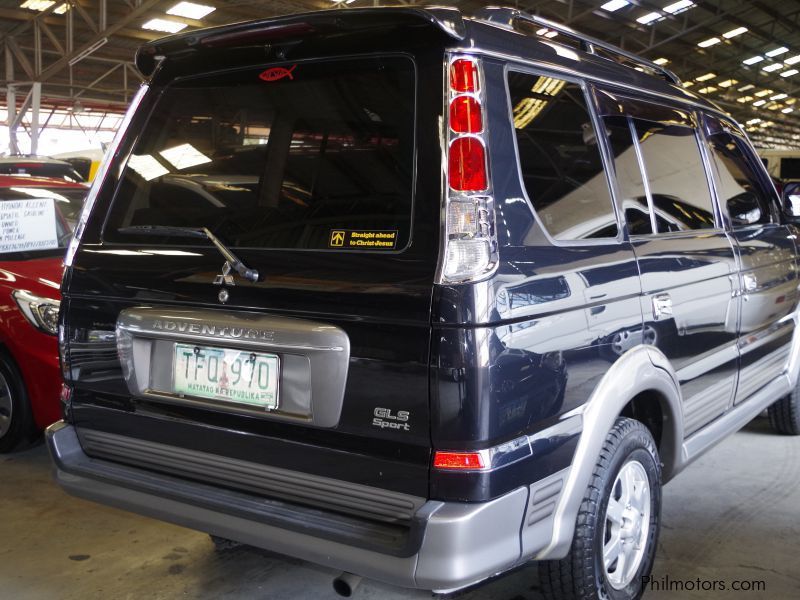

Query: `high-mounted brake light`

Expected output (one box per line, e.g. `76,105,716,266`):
449,95,483,133
433,451,485,470
450,59,480,93
440,56,498,284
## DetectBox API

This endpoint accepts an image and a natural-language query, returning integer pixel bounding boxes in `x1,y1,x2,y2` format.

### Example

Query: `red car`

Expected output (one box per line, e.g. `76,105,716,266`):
0,175,88,451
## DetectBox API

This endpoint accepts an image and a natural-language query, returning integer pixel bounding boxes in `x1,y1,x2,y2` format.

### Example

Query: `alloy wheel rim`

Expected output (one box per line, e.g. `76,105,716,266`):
0,372,13,438
602,459,651,590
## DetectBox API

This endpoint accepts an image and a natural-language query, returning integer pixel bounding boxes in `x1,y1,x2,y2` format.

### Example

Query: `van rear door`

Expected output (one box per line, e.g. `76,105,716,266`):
62,53,442,520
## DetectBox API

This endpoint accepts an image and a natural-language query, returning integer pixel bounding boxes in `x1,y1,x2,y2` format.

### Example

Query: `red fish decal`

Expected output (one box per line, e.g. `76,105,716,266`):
259,65,296,82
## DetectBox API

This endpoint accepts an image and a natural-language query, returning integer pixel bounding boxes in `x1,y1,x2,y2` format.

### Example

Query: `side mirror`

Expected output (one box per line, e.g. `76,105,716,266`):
726,192,762,226
782,182,800,218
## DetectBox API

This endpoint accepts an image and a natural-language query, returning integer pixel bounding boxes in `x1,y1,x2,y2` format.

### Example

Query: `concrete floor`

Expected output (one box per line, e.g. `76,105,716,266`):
1,417,798,600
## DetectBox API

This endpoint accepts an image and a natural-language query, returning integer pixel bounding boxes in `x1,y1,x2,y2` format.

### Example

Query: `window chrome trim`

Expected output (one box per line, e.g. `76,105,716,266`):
65,84,149,268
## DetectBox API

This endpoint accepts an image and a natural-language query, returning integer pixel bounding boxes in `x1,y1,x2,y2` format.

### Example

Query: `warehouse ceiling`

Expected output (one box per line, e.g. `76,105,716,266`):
2,0,800,147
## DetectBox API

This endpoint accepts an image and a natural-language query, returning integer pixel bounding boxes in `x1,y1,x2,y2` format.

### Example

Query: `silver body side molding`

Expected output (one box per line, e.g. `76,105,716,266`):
535,345,682,560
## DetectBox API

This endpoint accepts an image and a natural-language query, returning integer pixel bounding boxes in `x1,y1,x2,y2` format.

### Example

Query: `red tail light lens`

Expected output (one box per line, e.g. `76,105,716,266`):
433,451,485,470
448,137,487,192
449,95,483,133
450,59,479,93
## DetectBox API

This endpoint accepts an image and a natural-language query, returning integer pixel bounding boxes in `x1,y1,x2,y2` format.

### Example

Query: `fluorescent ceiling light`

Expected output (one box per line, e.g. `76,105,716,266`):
755,89,773,97
159,143,212,170
753,99,767,107
664,1,694,14
738,83,755,91
743,55,764,65
766,47,789,57
763,63,783,72
128,154,169,180
695,72,716,81
683,81,695,87
698,37,720,48
737,96,753,103
698,86,717,94
142,18,188,33
771,93,788,100
781,69,799,77
653,57,670,65
718,79,737,88
637,12,662,25
20,1,68,14
785,55,800,65
783,108,794,113
601,0,629,11
746,118,761,125
723,27,747,39
544,30,558,38
166,2,216,20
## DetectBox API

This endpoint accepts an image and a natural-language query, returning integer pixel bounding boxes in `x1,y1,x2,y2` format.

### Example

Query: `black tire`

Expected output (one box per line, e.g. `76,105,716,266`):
0,353,35,454
538,418,662,600
768,390,800,435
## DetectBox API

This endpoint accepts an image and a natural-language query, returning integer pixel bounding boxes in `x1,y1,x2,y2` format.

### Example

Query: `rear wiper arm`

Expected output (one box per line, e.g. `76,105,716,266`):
117,225,259,283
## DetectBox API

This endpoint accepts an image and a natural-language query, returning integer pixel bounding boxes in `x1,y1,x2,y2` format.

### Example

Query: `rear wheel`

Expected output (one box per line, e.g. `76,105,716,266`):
0,354,35,453
539,418,662,600
768,389,800,435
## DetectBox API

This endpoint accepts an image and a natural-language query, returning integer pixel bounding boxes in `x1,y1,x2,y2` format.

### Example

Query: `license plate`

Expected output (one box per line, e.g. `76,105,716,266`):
173,343,279,410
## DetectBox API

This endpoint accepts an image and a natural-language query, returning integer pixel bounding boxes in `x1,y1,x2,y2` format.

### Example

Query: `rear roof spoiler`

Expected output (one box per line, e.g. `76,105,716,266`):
135,7,466,77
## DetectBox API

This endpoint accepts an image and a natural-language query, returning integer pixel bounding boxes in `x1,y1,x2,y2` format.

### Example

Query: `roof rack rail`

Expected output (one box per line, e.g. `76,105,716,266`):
472,7,682,85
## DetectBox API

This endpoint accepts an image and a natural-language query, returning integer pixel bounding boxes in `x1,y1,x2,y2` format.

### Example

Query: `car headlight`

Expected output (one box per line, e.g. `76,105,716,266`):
12,290,61,335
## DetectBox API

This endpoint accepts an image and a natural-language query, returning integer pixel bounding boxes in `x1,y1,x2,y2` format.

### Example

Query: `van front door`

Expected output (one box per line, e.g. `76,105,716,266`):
702,115,799,405
596,92,739,436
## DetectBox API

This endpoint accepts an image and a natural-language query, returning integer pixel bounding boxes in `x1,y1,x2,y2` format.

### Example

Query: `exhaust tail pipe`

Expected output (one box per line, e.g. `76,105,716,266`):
332,572,362,597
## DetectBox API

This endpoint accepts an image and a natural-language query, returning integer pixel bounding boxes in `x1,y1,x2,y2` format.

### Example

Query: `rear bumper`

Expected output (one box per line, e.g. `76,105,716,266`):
47,421,543,591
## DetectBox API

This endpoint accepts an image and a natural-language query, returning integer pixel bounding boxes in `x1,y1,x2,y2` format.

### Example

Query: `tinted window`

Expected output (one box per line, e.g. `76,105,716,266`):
780,157,800,180
633,119,716,231
704,117,774,226
508,72,618,240
602,116,652,235
105,57,415,251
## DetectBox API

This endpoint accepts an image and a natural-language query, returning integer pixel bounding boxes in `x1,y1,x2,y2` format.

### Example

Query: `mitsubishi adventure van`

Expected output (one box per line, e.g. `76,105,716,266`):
48,7,800,600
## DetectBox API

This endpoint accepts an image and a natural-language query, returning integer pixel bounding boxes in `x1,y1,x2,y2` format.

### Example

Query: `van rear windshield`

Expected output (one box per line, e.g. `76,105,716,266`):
104,56,415,251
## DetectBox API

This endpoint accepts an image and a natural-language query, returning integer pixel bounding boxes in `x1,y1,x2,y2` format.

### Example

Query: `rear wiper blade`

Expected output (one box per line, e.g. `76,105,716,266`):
117,225,259,283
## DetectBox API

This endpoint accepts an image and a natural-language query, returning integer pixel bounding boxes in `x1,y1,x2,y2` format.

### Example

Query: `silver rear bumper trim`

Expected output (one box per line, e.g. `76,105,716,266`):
47,421,532,591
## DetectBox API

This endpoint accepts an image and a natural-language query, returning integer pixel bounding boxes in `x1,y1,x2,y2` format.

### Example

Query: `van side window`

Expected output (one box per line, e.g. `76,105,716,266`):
601,115,653,235
704,117,775,226
507,72,618,240
631,118,717,231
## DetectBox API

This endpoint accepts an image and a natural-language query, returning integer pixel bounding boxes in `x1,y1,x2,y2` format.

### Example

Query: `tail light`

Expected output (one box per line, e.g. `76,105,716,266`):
440,56,498,283
433,450,486,470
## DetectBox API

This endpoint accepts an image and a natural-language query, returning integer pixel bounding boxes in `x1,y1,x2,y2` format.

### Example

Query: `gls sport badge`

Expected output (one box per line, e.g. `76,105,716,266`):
373,407,410,431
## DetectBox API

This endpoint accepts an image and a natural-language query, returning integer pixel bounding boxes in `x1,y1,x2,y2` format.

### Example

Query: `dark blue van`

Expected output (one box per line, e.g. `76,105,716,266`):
48,7,800,599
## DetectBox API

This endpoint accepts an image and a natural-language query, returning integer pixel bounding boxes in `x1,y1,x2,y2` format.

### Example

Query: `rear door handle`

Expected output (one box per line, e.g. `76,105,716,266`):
652,293,673,321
